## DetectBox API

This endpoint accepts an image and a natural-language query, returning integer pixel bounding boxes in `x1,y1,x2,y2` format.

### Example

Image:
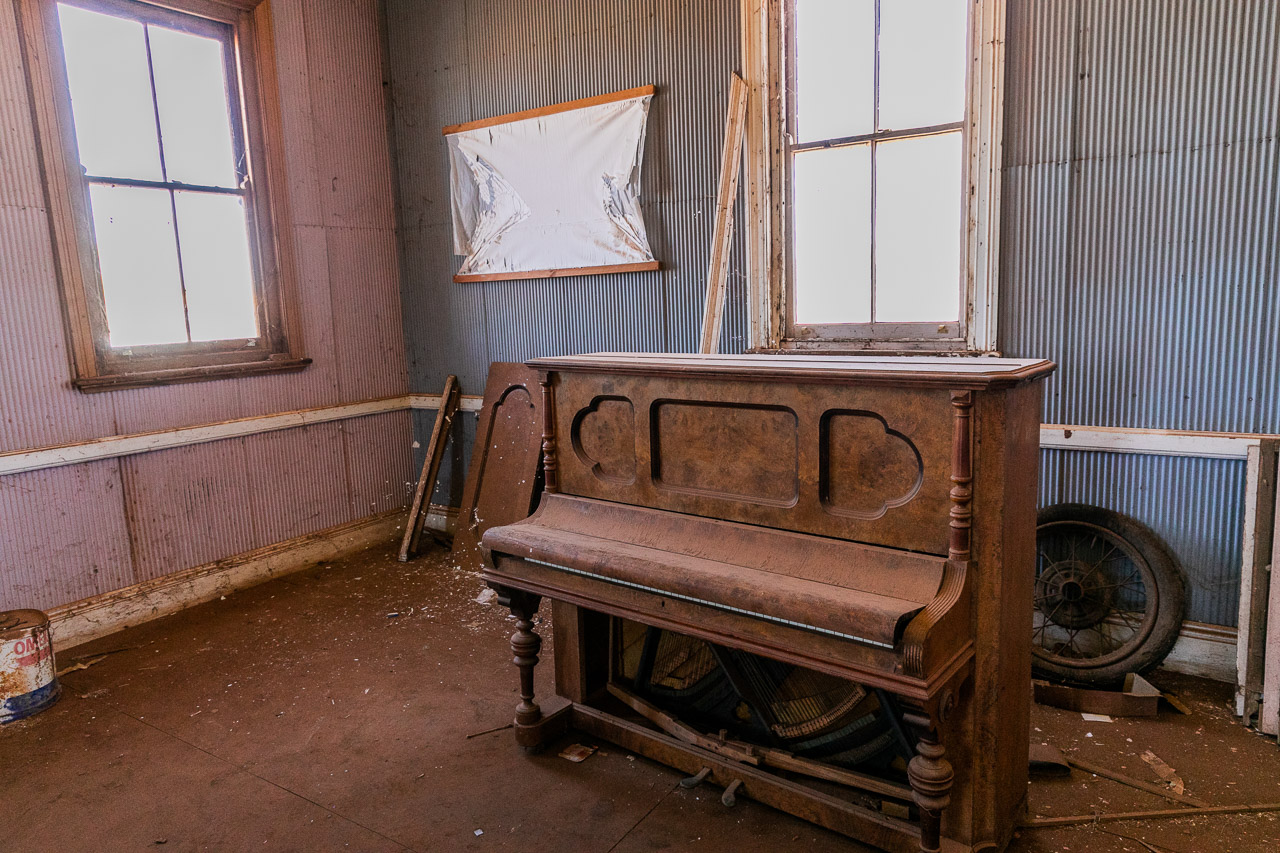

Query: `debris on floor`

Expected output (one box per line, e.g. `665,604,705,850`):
559,743,598,763
1140,750,1186,795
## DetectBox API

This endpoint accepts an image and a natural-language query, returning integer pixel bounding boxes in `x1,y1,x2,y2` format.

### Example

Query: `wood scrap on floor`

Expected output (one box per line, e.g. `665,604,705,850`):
399,375,460,562
1140,750,1187,796
1065,754,1207,807
1023,801,1280,828
1034,675,1163,716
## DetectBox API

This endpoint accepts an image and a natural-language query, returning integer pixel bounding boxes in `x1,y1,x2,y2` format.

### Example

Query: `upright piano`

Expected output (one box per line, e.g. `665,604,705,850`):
481,353,1054,853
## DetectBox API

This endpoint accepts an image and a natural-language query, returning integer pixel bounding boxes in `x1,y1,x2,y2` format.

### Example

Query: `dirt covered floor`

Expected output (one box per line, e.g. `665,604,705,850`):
3,541,1278,852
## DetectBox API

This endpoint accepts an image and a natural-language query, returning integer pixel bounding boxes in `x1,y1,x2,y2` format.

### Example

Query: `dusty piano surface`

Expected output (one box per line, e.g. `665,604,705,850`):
481,353,1055,853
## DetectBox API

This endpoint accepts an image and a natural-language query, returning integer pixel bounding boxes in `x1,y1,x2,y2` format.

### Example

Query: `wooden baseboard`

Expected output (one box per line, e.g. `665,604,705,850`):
47,508,449,652
1160,621,1237,683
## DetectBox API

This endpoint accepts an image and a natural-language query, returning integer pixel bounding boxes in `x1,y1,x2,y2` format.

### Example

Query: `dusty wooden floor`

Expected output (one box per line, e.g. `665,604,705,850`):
3,541,1278,852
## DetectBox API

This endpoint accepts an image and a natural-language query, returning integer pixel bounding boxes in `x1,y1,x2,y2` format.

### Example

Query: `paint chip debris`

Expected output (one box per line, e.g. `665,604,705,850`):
559,743,598,763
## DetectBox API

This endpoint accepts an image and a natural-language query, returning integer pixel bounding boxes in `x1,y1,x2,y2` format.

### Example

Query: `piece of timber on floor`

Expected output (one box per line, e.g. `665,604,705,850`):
480,353,1055,853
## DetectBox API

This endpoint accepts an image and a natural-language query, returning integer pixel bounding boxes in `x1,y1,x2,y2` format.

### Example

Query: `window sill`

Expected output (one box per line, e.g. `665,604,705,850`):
72,357,312,393
755,341,1000,357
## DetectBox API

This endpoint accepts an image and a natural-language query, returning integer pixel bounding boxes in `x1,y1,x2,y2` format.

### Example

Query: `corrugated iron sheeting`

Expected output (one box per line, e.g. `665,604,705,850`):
304,0,398,230
0,206,117,452
1002,0,1280,628
1002,0,1280,434
412,408,476,509
341,410,415,518
0,0,44,210
1039,450,1246,627
1,0,411,613
386,0,747,400
0,460,134,612
245,422,350,546
119,439,261,584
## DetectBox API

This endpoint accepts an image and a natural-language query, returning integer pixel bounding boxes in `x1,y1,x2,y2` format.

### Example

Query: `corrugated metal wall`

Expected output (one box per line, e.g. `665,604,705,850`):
0,0,411,613
1003,0,1280,625
387,0,748,510
390,0,1277,629
386,0,748,402
1003,0,1280,434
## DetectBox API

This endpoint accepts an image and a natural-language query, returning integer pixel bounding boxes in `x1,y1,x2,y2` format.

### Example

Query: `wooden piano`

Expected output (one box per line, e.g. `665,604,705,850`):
480,353,1054,853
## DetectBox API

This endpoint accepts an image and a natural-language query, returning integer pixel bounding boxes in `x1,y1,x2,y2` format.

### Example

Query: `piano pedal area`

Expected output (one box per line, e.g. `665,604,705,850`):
612,620,925,821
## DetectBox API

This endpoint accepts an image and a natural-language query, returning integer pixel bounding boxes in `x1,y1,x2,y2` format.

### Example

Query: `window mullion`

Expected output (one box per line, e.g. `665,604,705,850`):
870,0,881,324
142,22,192,344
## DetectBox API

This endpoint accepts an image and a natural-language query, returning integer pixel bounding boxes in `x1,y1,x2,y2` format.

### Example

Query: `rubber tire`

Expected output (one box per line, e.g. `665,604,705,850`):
1031,503,1188,687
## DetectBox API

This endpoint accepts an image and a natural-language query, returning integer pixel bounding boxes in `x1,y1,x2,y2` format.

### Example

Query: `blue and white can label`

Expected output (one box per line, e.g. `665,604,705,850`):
1,611,61,724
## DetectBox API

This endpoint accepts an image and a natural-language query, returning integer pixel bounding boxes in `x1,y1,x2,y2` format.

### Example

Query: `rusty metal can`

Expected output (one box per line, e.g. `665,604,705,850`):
1,610,61,724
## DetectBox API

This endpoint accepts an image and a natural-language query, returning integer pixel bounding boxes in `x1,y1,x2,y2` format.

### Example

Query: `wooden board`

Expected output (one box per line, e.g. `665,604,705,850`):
451,363,545,572
399,376,460,561
454,261,659,285
699,73,748,354
442,85,655,136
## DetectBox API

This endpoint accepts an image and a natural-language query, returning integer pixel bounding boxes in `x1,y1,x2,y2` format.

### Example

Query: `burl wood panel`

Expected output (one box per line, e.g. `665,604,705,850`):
652,401,799,505
552,372,953,555
452,363,544,571
570,396,636,485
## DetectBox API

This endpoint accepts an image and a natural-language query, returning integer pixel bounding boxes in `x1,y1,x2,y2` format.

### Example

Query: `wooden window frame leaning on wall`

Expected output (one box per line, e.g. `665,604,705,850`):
741,0,1007,354
16,0,308,391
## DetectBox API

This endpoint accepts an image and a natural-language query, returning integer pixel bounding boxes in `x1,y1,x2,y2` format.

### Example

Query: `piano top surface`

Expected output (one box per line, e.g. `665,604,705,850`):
528,352,1055,389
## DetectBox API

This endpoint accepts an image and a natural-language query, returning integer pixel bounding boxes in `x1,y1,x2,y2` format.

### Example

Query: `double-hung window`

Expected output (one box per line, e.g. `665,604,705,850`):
743,0,1007,352
19,0,305,390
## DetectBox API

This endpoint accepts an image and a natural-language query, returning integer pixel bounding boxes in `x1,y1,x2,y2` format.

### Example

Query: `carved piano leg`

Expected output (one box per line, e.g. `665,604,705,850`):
493,586,546,750
908,726,954,853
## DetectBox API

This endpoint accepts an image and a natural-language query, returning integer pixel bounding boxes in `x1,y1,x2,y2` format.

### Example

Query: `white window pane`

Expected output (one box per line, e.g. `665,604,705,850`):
57,4,162,181
793,145,872,324
174,192,258,341
879,0,968,131
874,132,963,323
88,185,187,346
795,0,874,142
149,25,240,189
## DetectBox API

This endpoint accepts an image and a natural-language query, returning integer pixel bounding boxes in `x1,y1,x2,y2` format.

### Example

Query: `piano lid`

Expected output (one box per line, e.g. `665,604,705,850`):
527,353,1056,389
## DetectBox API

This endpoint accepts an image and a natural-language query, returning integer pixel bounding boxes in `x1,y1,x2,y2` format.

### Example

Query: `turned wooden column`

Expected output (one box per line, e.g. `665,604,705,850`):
907,725,954,853
493,586,544,749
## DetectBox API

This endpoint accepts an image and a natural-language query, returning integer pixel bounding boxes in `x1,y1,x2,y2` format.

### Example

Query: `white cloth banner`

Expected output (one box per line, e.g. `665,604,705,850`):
447,93,656,278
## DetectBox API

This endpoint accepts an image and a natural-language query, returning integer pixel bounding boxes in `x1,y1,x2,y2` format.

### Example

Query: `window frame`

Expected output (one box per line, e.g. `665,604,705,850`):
17,0,308,391
742,0,1007,354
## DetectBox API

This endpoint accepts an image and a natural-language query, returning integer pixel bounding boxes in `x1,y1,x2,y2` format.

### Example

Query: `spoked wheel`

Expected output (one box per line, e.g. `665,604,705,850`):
1032,503,1187,686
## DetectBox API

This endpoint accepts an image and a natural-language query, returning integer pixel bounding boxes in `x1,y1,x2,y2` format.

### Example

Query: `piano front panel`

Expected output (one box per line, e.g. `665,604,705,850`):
553,371,955,556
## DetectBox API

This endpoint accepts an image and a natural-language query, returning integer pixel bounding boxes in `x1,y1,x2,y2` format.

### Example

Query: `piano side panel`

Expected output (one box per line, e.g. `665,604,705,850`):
552,371,954,555
940,379,1043,850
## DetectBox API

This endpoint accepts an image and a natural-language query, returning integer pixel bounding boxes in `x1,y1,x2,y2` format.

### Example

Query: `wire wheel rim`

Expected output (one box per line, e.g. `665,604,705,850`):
1032,520,1160,670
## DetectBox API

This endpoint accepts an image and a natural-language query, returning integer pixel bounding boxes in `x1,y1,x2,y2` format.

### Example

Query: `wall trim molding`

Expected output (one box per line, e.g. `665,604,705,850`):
4,396,1271,481
0,395,412,476
0,393,490,477
47,506,453,652
1040,424,1267,460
